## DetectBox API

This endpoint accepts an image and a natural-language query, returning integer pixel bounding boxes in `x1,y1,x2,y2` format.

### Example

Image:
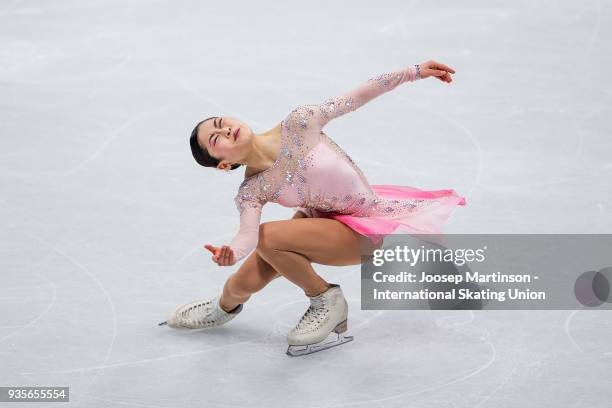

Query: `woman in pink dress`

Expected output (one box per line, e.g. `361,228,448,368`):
160,60,466,356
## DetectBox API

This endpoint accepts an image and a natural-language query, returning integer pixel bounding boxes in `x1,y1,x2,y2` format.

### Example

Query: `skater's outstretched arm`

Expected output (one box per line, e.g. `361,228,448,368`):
203,175,268,266
205,178,266,266
313,60,455,129
206,203,262,266
225,197,263,265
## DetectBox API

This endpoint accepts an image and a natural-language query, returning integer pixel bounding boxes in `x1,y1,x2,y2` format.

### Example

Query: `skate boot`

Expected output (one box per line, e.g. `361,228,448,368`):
286,283,354,356
158,296,242,330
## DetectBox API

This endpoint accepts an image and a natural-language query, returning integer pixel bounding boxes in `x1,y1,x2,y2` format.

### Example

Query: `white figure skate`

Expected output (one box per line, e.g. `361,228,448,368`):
286,284,354,356
158,296,242,330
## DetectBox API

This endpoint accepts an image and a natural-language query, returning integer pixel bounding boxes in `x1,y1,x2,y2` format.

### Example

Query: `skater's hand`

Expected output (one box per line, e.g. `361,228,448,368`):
418,60,455,83
204,244,236,266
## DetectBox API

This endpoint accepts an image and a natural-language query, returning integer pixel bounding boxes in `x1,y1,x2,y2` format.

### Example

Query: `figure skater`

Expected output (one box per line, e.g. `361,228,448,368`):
159,60,466,356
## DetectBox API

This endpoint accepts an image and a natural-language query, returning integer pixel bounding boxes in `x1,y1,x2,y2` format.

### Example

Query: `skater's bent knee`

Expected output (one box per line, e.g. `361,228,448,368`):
256,221,284,253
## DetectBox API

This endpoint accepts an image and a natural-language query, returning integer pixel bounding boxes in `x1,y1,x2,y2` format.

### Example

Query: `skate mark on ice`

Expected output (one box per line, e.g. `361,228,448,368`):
582,0,602,62
84,394,175,408
0,0,22,17
395,94,483,198
55,110,155,177
472,320,526,408
375,2,419,37
29,236,118,401
0,169,191,228
173,244,204,265
0,271,56,343
344,296,386,332
563,310,584,354
0,53,132,86
570,0,602,162
472,353,519,408
435,310,475,329
170,75,266,130
0,31,132,85
21,339,254,375
313,331,497,408
87,390,255,408
252,291,298,307
0,1,106,17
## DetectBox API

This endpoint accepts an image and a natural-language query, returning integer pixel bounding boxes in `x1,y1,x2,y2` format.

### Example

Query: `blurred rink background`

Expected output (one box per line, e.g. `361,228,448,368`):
1,0,611,407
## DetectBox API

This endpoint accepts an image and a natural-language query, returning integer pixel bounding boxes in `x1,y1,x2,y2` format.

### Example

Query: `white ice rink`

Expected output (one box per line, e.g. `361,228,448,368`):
1,0,611,406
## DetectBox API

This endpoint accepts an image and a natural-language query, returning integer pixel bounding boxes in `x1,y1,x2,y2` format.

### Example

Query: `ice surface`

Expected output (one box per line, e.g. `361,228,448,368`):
1,0,611,406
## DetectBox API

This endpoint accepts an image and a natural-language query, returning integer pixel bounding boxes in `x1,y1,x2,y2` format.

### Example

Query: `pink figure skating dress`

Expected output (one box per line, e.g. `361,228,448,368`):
229,65,466,262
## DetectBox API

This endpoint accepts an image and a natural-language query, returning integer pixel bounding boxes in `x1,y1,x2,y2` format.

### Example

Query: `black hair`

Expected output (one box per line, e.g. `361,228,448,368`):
189,116,241,170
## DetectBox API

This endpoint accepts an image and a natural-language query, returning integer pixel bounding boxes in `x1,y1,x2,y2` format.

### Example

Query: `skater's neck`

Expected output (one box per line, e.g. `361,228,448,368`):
244,123,282,178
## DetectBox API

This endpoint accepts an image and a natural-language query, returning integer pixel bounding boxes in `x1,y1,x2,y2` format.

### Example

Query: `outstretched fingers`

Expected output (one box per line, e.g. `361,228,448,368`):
221,245,231,265
430,60,455,74
421,60,455,83
204,244,235,266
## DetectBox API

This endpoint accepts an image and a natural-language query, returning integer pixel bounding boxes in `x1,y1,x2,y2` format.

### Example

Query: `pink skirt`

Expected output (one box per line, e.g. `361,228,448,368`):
296,185,467,245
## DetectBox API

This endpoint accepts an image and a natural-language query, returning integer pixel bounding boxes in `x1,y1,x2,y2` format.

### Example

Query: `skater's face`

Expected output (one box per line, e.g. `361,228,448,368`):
196,116,252,171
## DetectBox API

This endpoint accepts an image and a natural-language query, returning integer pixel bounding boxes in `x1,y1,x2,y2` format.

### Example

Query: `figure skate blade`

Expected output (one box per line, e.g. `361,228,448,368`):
286,332,354,357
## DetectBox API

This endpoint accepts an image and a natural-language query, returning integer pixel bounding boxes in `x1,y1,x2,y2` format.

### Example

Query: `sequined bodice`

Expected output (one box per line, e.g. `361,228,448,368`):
229,65,422,262
235,107,381,216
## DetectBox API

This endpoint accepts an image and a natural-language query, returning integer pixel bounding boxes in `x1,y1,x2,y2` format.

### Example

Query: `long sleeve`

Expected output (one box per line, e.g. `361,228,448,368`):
314,65,420,129
228,192,265,263
229,177,267,262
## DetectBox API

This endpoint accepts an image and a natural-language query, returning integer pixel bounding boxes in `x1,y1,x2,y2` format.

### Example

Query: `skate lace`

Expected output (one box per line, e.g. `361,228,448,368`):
179,299,214,326
295,297,328,332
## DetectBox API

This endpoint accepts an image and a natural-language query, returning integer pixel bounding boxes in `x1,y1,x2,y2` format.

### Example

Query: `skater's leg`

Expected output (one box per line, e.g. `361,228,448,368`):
219,251,277,311
256,217,381,297
219,210,308,311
